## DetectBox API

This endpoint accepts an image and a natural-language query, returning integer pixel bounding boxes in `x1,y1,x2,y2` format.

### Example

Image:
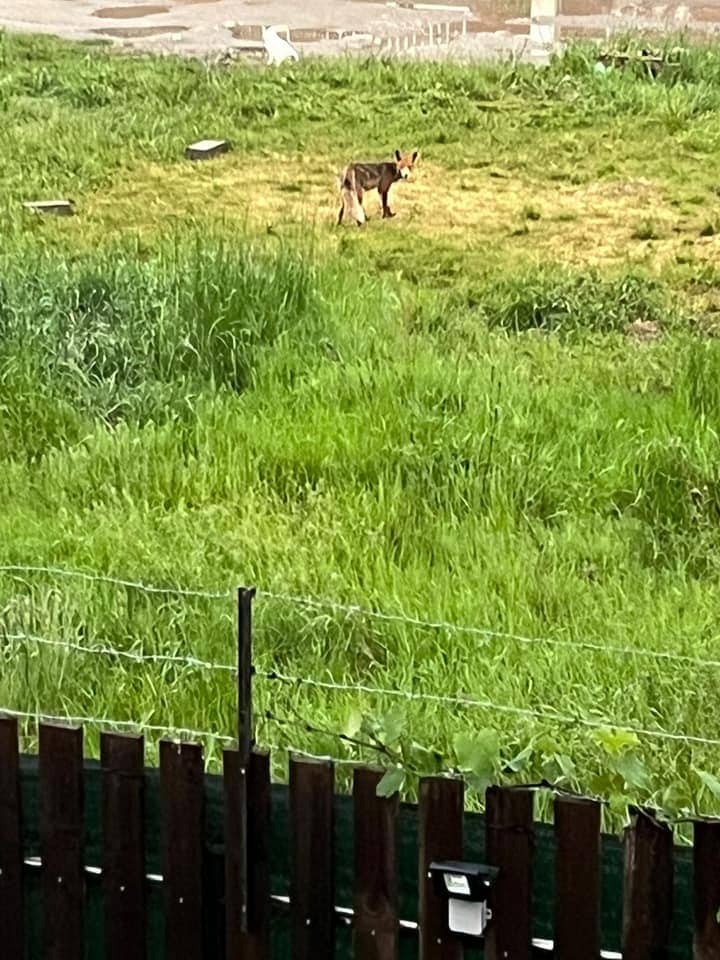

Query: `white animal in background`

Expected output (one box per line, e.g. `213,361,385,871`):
262,25,300,65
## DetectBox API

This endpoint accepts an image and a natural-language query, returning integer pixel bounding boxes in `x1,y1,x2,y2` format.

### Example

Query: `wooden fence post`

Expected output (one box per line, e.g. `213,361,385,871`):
225,748,271,960
101,732,146,960
554,794,601,960
237,586,256,934
622,807,673,960
0,716,23,960
693,820,720,960
418,776,464,960
290,757,335,960
353,767,399,960
160,740,204,960
40,722,85,960
485,786,534,960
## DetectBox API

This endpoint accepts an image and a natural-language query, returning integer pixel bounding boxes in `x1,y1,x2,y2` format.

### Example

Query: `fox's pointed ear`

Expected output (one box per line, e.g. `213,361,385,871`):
412,150,419,162
395,150,402,162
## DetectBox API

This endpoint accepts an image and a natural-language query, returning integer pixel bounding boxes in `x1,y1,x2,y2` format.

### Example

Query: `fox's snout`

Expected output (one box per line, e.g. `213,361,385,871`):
394,149,419,180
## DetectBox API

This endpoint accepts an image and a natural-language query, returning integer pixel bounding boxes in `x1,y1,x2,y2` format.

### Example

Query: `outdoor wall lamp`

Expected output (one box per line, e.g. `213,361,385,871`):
428,861,500,937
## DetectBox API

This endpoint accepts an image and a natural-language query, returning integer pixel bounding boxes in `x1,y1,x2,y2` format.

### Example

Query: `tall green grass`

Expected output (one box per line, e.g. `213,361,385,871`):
0,235,331,453
5,31,720,820
3,231,720,822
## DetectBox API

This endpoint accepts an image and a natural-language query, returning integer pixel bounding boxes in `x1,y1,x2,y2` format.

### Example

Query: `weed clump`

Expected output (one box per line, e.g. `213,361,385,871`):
0,236,325,453
459,270,673,335
632,219,662,241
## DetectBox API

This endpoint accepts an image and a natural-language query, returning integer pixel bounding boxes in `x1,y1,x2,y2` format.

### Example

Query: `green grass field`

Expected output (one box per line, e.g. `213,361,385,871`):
5,27,720,824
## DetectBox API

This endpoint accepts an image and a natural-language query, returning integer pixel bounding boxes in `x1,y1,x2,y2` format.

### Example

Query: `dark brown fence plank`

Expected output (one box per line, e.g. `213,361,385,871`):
353,767,399,960
554,794,601,960
225,749,271,960
0,716,23,960
290,757,335,960
101,732,145,960
694,820,720,960
224,747,243,958
485,786,534,960
236,586,256,934
418,777,464,960
39,722,84,960
160,740,204,960
622,807,673,960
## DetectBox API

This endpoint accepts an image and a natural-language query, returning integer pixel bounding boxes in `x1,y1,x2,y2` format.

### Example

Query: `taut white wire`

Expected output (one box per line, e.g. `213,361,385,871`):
260,589,720,671
4,630,720,747
263,742,361,766
258,669,720,748
1,709,366,761
0,564,229,599
2,631,237,672
2,563,718,672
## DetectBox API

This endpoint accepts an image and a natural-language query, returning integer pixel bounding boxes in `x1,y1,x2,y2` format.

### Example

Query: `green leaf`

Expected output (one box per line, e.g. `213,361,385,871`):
592,727,640,756
360,715,380,739
344,708,364,739
376,767,405,798
660,783,692,819
611,753,650,791
590,772,617,798
542,753,576,784
453,729,500,779
505,744,534,774
379,707,405,745
556,754,576,779
401,741,442,775
535,734,561,755
467,773,493,796
609,793,630,824
453,733,480,770
696,768,720,801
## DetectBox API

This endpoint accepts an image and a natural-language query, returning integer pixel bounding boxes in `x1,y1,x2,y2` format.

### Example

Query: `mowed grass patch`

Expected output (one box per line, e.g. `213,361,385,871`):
57,154,718,280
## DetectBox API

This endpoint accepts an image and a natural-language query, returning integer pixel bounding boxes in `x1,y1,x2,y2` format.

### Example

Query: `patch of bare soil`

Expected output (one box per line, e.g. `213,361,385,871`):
628,319,661,340
92,5,169,18
92,23,187,36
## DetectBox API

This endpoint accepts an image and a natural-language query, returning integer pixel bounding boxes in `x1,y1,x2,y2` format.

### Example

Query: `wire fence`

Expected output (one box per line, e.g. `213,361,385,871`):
256,669,720,747
2,562,720,759
2,632,237,672
0,564,230,599
4,628,720,747
2,561,719,670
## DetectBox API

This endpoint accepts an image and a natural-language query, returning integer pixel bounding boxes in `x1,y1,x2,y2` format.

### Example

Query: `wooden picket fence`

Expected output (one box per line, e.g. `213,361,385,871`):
3,715,720,959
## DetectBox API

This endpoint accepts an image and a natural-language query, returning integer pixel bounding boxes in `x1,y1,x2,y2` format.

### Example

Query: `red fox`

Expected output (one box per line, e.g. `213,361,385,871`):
337,150,419,226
